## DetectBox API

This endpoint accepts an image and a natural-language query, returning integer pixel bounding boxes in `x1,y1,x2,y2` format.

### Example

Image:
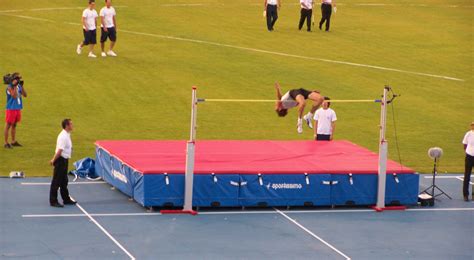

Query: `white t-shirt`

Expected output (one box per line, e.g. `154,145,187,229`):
300,0,314,9
462,130,474,156
100,6,116,28
280,91,298,109
322,0,332,4
56,129,73,159
82,8,98,30
314,108,337,135
267,0,278,5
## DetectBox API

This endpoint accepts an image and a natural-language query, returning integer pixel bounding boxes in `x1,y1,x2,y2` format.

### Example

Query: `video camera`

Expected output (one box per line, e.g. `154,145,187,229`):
3,72,23,86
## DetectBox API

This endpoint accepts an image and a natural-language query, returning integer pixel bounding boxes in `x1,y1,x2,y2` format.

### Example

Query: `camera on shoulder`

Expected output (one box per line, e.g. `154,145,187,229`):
3,72,22,86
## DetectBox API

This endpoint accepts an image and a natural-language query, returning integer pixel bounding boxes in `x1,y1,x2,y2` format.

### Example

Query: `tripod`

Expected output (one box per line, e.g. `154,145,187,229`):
421,158,452,199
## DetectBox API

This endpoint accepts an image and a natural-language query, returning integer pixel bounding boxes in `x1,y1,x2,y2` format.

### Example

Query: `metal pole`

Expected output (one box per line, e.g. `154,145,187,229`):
376,86,389,210
183,86,198,211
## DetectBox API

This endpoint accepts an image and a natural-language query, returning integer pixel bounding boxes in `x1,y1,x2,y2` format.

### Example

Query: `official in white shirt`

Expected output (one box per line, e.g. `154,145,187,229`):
77,0,99,58
100,0,118,57
462,121,474,201
313,97,337,141
299,0,314,32
319,0,336,31
49,119,76,207
264,0,281,31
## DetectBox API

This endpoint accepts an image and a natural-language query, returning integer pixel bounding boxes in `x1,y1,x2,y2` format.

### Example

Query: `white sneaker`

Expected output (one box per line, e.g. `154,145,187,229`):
303,115,313,129
88,52,97,58
297,120,303,134
76,44,82,55
107,50,117,57
101,52,107,57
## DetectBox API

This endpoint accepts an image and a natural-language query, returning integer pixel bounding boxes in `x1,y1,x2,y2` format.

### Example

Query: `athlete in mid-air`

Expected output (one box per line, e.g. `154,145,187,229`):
274,82,325,134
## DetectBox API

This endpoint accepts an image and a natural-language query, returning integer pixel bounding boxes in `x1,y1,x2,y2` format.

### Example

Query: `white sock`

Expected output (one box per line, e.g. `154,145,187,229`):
298,118,303,124
305,112,313,119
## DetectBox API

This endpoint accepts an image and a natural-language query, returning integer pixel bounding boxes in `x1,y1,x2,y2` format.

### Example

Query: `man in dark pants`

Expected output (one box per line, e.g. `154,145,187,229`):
299,0,313,32
264,0,280,31
462,122,474,201
49,119,76,207
319,0,336,31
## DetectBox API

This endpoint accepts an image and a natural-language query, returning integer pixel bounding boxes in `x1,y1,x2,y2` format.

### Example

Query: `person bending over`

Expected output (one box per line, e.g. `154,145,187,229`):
274,82,324,134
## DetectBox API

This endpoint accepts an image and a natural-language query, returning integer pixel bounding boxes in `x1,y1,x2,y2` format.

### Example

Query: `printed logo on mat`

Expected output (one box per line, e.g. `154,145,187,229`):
112,169,128,183
266,183,302,190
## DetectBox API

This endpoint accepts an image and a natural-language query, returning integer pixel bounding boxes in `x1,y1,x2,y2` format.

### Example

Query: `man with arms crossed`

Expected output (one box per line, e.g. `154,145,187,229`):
77,0,99,58
313,97,337,141
100,0,118,57
274,83,325,134
4,73,27,149
49,119,76,207
462,122,474,201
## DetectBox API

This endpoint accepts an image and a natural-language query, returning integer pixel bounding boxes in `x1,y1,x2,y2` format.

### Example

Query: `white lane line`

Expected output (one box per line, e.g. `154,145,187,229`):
0,13,53,22
1,11,463,82
21,181,106,186
456,176,474,185
424,175,472,179
118,29,464,82
22,207,474,218
275,208,351,260
73,198,136,260
0,6,128,13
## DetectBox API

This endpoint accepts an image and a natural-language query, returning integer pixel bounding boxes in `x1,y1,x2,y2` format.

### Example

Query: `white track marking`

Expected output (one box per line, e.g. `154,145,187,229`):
0,12,465,81
0,13,53,22
456,176,474,185
424,175,473,179
22,207,474,218
118,29,464,82
21,181,106,186
73,198,136,260
275,208,351,260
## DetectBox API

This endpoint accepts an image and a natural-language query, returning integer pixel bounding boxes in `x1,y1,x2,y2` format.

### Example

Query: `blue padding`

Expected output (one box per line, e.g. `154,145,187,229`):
385,173,419,205
142,174,184,207
330,174,378,205
193,174,240,207
239,174,331,207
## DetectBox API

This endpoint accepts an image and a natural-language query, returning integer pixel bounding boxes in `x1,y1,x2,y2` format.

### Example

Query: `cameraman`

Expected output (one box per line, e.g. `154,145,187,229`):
4,73,27,149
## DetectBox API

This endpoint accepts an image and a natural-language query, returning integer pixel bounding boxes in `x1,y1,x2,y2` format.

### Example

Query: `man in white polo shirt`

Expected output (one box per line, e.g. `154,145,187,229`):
77,0,99,58
319,0,336,31
49,119,76,207
462,121,474,201
100,0,118,57
299,0,314,32
264,0,281,31
313,97,337,141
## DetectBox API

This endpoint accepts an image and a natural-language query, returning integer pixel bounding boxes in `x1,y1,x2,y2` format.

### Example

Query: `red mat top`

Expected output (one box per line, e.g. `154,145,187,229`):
95,140,415,175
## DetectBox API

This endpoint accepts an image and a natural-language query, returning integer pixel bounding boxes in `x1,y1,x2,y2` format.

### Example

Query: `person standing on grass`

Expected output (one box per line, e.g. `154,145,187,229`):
77,0,99,58
4,73,27,149
313,97,336,141
462,122,474,201
264,0,281,31
319,0,336,31
100,0,118,57
49,119,76,208
299,0,314,32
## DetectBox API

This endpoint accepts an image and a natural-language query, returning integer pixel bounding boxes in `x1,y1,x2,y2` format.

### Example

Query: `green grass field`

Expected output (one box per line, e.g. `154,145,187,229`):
0,0,472,176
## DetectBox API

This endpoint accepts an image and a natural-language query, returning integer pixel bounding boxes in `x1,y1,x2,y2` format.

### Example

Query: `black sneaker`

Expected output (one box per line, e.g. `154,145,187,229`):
4,143,12,149
63,200,77,205
464,195,469,202
11,141,22,147
50,202,64,208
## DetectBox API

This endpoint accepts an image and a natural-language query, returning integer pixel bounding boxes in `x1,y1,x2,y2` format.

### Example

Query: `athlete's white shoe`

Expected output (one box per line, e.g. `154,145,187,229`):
88,52,97,58
76,44,82,54
297,119,303,134
107,50,117,57
101,52,107,57
303,114,313,129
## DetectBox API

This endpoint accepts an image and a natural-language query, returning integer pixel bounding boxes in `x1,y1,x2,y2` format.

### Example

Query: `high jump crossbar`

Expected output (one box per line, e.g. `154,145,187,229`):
179,86,398,214
197,98,382,103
